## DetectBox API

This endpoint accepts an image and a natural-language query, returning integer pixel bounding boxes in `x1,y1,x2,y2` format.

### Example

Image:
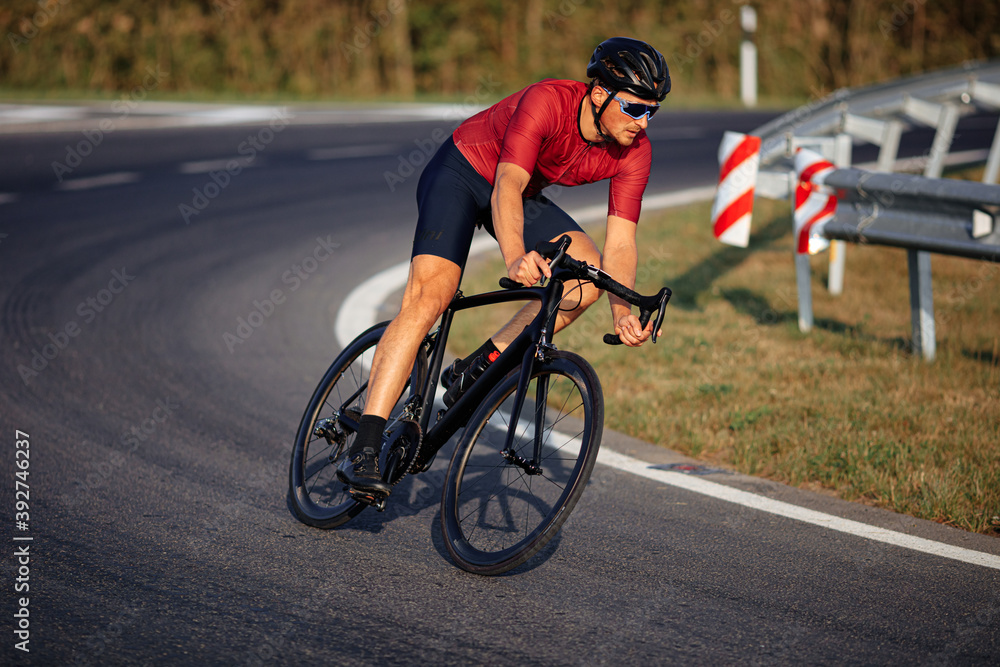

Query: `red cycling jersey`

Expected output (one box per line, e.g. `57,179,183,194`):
452,79,651,224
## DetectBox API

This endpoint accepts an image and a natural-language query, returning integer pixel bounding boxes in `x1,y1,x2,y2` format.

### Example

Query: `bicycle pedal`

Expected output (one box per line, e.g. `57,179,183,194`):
348,489,387,512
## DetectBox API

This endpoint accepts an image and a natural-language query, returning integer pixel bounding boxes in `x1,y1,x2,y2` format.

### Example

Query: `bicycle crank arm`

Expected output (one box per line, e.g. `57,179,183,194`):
348,488,387,512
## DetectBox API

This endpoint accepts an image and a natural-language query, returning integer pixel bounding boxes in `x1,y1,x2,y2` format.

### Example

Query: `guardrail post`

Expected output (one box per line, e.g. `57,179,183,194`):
907,249,936,361
970,81,1000,185
789,173,814,332
827,133,853,296
924,103,959,178
985,119,1000,185
877,121,904,173
795,254,814,333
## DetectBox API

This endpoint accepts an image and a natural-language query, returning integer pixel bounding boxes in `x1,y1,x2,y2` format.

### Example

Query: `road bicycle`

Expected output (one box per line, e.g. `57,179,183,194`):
288,235,671,575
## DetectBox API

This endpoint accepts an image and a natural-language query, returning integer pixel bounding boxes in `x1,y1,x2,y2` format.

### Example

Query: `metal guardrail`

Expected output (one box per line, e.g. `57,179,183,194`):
821,169,1000,360
740,60,1000,361
823,169,1000,260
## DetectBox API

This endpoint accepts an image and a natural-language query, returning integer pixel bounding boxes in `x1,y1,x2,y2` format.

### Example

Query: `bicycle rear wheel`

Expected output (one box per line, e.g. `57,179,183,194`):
289,321,426,528
441,350,603,575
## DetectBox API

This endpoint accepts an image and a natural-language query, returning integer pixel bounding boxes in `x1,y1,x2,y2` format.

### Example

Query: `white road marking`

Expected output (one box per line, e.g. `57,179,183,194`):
179,157,256,174
599,448,1000,571
56,172,141,191
177,106,290,126
0,105,86,124
0,193,17,205
335,183,1000,571
307,144,400,161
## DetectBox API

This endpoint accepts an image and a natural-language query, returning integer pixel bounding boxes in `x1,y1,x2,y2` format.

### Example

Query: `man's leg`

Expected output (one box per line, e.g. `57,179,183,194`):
336,254,460,495
440,230,604,407
366,254,462,418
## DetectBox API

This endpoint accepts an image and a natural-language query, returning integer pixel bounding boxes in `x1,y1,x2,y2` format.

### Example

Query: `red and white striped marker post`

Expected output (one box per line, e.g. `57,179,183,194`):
793,148,838,255
711,132,761,247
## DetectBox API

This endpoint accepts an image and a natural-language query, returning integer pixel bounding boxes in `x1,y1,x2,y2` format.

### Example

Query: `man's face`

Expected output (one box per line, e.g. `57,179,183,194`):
592,87,658,146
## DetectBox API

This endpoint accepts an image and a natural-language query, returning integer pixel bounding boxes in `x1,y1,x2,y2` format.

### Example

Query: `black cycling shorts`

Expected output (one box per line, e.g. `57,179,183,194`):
412,136,584,271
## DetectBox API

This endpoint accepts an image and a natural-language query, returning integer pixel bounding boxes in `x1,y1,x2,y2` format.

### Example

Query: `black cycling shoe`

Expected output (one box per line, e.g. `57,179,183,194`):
336,447,391,497
442,353,490,408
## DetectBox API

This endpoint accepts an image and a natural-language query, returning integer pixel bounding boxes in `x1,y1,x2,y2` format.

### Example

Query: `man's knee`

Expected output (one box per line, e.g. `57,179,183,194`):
401,269,459,316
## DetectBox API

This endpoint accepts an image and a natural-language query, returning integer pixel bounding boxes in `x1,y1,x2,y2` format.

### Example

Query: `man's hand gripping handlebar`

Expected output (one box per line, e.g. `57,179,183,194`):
498,235,672,346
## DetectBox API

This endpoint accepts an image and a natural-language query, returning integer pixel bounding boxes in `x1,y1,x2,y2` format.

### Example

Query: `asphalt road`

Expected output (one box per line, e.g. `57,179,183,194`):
1,105,998,665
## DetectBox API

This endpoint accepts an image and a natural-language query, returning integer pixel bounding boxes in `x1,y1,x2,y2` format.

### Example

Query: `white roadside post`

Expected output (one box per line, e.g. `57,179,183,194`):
827,133,853,295
740,5,758,108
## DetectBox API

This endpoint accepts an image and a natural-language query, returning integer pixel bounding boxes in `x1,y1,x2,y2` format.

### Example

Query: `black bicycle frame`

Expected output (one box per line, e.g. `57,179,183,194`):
415,271,571,465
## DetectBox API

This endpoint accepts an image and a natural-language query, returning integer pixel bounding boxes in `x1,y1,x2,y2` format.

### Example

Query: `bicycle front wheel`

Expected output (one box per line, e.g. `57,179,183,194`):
441,350,603,575
289,321,426,528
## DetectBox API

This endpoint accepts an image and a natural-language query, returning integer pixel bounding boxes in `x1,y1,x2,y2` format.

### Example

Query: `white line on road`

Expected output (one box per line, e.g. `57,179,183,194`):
600,448,1000,571
334,184,1000,572
56,172,141,191
0,193,17,205
179,157,256,174
307,144,400,161
0,105,86,124
177,106,290,126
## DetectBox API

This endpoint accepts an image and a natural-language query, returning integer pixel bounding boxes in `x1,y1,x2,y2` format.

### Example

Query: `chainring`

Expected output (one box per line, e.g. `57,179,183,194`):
380,419,423,487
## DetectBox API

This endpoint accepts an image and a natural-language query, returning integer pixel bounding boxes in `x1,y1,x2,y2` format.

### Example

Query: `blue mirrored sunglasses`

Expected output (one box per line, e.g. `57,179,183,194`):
603,88,659,120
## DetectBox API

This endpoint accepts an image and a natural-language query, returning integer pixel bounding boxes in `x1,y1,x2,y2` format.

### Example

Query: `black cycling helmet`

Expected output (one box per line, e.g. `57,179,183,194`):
587,36,670,102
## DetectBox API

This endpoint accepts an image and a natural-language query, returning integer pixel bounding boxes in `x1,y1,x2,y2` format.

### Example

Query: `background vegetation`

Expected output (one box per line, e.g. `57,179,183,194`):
2,0,999,103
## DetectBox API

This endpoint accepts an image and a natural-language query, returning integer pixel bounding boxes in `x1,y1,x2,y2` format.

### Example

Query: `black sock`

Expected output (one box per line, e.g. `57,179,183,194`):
349,415,387,457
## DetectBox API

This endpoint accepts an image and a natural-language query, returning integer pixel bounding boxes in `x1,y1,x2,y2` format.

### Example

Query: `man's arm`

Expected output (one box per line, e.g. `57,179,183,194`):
492,161,552,285
603,214,656,347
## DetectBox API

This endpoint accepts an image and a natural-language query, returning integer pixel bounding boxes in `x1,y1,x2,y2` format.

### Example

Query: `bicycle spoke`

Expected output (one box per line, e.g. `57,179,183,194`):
291,323,428,529
443,350,603,574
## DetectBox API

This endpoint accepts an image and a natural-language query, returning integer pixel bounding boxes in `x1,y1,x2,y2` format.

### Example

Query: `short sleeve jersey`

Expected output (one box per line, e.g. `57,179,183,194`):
452,79,651,223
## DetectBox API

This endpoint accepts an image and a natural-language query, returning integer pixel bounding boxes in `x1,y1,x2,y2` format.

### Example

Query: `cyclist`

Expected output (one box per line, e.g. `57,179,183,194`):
339,36,670,497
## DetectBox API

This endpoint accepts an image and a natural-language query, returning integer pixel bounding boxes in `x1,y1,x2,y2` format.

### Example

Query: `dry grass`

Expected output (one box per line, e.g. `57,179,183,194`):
452,197,1000,536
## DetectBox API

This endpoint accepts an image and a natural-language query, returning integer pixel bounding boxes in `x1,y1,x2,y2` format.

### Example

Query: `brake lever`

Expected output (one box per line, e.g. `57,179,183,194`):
649,287,672,344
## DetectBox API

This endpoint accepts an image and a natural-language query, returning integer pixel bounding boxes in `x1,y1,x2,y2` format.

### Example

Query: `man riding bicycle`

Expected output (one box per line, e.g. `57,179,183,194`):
338,36,671,497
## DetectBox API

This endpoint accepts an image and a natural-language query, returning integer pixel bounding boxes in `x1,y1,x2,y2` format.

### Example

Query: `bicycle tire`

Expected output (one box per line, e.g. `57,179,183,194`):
441,350,603,575
289,321,426,528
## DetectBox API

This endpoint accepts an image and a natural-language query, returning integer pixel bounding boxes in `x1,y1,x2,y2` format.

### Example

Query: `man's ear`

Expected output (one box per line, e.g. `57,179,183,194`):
590,85,608,106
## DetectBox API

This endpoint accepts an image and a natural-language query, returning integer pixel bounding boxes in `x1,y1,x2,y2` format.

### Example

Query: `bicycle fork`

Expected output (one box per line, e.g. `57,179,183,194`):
500,343,551,477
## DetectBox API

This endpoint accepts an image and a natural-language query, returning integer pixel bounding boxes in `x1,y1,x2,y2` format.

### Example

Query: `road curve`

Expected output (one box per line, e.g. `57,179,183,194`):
1,107,998,665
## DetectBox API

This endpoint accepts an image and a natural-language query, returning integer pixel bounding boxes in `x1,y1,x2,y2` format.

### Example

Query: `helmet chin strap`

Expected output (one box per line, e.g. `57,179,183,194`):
589,91,616,143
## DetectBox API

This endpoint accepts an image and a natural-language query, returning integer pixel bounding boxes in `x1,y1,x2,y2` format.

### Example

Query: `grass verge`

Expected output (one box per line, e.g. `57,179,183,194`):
450,197,1000,536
